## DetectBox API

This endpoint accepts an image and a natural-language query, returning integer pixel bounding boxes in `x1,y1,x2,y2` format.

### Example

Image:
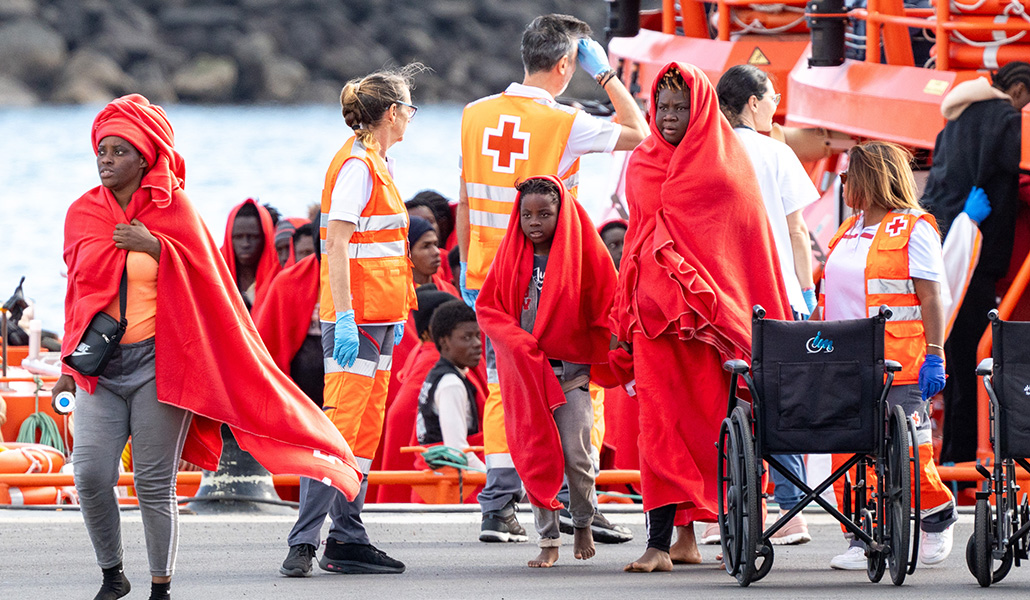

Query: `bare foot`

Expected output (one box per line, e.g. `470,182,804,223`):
670,524,703,564
529,547,559,568
624,548,674,572
574,527,595,560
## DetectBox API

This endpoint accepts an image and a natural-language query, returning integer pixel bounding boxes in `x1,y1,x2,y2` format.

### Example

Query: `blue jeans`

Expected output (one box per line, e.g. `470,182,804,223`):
769,454,806,511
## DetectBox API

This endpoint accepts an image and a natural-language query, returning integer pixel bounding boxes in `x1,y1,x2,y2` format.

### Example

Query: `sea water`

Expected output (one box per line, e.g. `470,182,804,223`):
0,104,622,332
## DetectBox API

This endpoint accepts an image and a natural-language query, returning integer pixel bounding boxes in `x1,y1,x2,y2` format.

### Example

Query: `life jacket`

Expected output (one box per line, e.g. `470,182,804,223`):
461,92,580,289
318,135,416,325
416,358,480,446
823,210,941,384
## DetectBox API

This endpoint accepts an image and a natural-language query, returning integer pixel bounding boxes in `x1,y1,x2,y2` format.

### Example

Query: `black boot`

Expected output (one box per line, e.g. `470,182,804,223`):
93,563,130,600
150,580,171,600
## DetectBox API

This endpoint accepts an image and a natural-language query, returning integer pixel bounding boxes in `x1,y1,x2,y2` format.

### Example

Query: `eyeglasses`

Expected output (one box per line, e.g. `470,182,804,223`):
840,171,848,185
769,93,781,106
395,100,418,119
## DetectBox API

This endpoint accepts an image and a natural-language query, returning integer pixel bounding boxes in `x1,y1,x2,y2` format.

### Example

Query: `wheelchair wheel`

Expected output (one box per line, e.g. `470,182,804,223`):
885,405,911,586
717,407,760,586
966,529,1013,585
863,509,886,583
974,497,994,587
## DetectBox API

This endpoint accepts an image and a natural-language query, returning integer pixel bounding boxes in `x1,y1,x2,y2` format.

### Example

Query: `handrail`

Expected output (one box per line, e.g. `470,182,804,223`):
0,469,642,488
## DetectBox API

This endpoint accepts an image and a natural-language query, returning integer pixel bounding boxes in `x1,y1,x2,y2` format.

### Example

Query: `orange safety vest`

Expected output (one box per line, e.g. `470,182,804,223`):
318,136,416,325
461,92,580,289
823,210,941,385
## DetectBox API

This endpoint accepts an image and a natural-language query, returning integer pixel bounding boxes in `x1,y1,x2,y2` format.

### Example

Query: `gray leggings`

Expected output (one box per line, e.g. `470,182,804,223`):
73,338,192,577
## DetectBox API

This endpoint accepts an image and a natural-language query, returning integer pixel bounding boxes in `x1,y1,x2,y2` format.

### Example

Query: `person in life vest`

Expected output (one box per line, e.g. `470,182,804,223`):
819,141,958,570
456,12,648,543
280,64,422,578
716,64,821,547
921,62,1030,467
54,94,361,600
611,62,790,572
220,198,280,311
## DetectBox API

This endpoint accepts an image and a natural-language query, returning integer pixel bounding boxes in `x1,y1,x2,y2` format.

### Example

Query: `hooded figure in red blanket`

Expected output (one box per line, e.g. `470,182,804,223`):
611,63,789,572
52,94,360,600
477,175,619,568
221,198,280,311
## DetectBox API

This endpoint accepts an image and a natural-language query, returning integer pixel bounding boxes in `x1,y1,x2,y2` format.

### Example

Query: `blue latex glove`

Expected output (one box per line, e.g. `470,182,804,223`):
962,186,990,225
394,322,405,346
459,261,479,309
919,353,946,401
802,288,818,318
576,38,610,79
333,310,359,368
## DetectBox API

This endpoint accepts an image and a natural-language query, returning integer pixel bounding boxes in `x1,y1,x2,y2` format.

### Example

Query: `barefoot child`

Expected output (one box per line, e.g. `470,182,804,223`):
477,176,619,568
416,299,486,472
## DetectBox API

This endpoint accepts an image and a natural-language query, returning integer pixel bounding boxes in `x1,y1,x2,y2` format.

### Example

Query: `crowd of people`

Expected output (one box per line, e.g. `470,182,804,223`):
54,10,1030,600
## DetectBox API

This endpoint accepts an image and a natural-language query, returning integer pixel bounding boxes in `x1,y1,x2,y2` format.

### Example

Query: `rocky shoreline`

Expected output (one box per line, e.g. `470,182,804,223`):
0,0,610,106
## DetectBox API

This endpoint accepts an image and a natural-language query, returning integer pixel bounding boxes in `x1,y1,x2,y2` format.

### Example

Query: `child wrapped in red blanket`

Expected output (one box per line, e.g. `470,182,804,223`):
477,175,618,568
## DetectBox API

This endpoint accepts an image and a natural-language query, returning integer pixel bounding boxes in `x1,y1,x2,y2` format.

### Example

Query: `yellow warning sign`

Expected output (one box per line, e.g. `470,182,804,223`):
748,47,770,66
923,79,950,96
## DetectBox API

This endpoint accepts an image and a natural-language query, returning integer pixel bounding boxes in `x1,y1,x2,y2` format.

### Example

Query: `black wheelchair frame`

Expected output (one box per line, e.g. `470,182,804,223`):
965,310,1030,587
717,305,922,586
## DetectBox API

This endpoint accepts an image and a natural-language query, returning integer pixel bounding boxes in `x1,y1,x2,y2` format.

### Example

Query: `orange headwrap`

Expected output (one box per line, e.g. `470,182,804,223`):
91,94,185,208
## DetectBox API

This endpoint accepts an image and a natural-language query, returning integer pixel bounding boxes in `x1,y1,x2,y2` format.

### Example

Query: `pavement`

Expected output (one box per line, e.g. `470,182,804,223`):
0,506,1027,599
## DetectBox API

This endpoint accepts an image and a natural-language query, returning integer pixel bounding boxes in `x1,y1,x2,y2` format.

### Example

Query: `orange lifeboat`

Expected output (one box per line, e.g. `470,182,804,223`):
0,442,67,505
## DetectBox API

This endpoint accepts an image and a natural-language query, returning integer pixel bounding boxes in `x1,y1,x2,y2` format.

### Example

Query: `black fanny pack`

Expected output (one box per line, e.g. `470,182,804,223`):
63,267,128,377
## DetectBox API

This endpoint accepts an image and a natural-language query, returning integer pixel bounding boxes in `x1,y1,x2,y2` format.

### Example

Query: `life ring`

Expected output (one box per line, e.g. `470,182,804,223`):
0,484,63,505
0,442,65,474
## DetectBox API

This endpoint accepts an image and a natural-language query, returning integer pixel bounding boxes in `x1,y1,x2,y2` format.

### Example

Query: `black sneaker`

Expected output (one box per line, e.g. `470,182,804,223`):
318,538,405,574
279,543,316,577
559,509,634,544
479,502,528,543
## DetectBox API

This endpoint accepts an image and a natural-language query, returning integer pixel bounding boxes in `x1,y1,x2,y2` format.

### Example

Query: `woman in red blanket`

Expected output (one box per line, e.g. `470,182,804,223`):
221,198,280,311
611,63,789,572
52,94,361,600
477,175,619,568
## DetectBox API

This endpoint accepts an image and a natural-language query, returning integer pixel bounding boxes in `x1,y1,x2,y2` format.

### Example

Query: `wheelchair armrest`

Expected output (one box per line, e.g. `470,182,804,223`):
723,359,750,374
884,360,903,373
976,358,994,377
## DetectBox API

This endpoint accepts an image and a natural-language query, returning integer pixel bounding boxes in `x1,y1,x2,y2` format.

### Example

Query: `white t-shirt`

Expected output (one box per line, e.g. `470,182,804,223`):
823,215,944,321
327,154,396,224
434,372,486,472
734,127,820,316
459,83,621,177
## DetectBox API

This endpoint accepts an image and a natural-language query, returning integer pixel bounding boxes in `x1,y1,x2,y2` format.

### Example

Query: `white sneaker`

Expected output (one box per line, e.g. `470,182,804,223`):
920,525,954,565
700,522,721,545
829,545,867,570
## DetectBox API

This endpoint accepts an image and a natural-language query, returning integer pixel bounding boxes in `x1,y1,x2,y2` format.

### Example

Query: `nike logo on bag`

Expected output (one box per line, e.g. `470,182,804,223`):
71,343,91,357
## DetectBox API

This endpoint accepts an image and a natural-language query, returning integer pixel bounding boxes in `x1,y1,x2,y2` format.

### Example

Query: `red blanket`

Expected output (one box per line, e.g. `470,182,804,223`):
253,253,319,374
612,61,790,360
477,175,619,510
221,198,281,310
63,95,360,498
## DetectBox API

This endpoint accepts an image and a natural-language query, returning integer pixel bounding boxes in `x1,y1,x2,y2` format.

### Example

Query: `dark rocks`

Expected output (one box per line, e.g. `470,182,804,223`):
0,0,610,105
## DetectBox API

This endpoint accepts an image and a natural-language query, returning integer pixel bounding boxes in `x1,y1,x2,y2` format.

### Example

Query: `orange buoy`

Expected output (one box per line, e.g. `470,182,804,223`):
732,8,809,34
0,442,66,474
0,484,62,505
943,41,1030,69
949,0,1030,16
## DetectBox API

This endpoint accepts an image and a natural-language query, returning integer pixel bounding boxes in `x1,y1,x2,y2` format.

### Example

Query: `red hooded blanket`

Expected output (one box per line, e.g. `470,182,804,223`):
221,198,281,310
253,253,319,375
609,63,789,514
477,175,619,510
63,94,361,499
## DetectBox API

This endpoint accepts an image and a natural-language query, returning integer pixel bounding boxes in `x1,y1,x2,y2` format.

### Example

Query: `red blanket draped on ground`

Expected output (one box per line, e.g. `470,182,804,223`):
221,198,280,310
610,63,789,514
62,95,360,499
477,175,619,510
252,253,319,374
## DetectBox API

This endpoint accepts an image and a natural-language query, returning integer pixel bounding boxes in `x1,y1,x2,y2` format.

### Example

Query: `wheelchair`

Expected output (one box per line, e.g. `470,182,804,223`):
965,310,1030,587
717,305,922,586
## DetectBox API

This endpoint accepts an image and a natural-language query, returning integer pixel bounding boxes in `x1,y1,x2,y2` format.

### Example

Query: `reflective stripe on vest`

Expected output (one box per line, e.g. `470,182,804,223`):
461,94,579,289
317,135,415,325
827,211,940,384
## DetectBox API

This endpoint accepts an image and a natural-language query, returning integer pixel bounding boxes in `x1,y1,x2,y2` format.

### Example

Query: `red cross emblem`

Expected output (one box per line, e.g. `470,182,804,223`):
886,215,908,237
482,115,530,174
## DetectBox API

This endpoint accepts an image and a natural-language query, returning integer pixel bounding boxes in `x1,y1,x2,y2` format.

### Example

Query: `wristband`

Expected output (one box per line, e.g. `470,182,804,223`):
926,343,944,351
596,69,616,87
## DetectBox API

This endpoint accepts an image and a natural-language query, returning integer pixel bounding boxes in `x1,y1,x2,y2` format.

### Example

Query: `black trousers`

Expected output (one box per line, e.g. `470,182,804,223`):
940,271,999,464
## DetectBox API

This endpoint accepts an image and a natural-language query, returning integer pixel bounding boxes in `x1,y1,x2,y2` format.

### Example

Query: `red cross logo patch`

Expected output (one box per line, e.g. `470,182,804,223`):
886,216,908,237
482,115,530,174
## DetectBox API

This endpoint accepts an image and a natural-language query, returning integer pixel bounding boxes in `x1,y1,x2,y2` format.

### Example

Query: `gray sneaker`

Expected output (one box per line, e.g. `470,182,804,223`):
280,543,316,577
479,502,528,543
